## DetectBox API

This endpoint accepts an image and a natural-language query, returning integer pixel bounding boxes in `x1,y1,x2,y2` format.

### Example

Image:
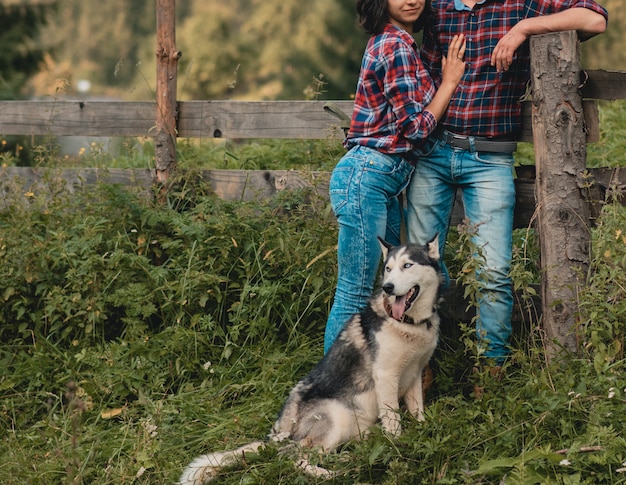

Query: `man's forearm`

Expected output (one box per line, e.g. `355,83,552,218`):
515,8,607,40
491,7,607,71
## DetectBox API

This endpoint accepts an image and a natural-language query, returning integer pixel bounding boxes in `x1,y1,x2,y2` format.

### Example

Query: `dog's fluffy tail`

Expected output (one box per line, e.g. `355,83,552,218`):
178,441,266,485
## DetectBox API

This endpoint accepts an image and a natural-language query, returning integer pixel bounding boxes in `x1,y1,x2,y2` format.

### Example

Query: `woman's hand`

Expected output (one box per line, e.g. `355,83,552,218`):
423,34,466,122
441,34,466,87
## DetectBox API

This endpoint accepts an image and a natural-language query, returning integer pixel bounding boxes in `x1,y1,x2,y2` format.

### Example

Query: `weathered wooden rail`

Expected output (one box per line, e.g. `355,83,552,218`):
0,96,603,140
1,69,623,139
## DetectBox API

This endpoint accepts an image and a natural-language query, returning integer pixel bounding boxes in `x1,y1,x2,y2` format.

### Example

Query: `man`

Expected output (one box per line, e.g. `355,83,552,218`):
406,0,608,374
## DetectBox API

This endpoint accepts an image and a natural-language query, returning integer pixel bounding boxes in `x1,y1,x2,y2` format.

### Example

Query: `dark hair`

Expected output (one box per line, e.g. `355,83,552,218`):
356,0,432,35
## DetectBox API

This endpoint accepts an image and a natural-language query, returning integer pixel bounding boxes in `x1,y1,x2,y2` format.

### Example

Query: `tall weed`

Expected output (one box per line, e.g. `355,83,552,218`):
578,190,626,372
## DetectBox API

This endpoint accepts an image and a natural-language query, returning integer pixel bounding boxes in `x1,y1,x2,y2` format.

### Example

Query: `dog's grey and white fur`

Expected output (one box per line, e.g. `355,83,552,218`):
179,236,443,485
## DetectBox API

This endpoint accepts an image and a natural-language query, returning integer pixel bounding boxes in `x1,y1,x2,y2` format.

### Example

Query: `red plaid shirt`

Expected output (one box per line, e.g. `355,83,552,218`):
346,23,438,156
422,0,608,138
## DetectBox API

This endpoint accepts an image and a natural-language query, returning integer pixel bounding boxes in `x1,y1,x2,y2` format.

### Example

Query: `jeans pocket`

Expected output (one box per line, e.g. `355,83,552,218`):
475,151,514,166
418,137,439,158
329,165,354,214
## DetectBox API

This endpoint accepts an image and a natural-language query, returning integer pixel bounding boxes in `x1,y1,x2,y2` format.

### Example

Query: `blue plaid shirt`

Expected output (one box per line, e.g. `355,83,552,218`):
422,0,608,137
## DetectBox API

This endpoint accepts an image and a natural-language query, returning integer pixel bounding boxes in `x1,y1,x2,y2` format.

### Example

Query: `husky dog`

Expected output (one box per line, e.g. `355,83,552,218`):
179,236,443,485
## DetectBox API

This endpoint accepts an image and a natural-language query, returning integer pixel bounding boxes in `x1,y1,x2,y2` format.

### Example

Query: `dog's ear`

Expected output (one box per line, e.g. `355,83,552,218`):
378,237,392,260
427,233,440,260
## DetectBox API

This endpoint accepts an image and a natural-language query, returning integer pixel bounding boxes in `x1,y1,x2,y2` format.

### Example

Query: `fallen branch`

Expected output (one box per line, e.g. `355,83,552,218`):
556,445,603,455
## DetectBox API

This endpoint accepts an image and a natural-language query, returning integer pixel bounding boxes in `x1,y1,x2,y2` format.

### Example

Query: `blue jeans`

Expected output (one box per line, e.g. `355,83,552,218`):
324,145,415,353
406,138,515,363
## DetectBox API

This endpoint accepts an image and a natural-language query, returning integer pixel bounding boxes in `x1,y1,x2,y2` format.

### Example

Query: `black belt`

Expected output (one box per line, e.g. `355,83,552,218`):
433,128,517,153
398,151,420,165
381,150,419,166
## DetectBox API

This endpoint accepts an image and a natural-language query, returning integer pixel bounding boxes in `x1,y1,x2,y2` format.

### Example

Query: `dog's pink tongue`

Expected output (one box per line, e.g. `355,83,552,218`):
392,295,407,320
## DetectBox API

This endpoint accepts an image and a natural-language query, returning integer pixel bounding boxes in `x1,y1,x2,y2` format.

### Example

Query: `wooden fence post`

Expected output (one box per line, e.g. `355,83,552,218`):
155,0,181,184
530,31,591,359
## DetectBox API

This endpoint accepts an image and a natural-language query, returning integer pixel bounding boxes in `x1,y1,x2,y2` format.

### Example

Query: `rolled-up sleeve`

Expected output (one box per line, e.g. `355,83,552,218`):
382,38,438,144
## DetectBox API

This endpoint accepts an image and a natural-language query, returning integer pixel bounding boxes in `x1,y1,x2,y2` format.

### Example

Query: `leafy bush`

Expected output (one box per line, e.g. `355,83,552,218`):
578,192,626,372
0,173,336,350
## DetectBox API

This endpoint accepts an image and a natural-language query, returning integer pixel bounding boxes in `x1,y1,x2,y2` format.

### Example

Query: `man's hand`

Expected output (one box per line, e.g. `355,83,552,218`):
490,22,528,72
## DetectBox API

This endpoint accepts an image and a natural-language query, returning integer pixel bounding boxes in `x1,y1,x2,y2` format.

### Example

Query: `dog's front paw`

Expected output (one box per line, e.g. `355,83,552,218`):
380,410,401,436
271,431,291,443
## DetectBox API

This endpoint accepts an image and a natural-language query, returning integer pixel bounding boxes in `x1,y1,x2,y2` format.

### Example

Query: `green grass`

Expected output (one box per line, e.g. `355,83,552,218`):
0,171,625,484
1,99,626,484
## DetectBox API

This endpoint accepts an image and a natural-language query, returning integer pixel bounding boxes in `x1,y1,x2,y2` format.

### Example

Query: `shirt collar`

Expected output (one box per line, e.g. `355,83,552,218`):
451,0,491,11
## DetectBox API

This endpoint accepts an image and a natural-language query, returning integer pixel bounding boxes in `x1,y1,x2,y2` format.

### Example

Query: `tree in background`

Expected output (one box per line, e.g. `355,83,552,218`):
33,0,366,101
0,0,57,99
580,0,625,71
234,0,365,99
22,0,626,101
29,0,157,97
172,1,257,100
168,0,366,101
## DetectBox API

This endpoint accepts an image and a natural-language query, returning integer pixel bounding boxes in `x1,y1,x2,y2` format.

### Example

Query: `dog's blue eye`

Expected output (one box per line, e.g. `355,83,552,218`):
404,263,413,269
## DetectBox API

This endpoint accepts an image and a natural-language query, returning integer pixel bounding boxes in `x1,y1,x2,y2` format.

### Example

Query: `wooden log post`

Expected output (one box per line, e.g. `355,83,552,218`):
530,31,591,359
155,0,181,184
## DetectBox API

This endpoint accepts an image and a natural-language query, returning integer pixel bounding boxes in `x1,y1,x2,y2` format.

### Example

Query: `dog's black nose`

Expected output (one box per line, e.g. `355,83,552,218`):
382,283,394,294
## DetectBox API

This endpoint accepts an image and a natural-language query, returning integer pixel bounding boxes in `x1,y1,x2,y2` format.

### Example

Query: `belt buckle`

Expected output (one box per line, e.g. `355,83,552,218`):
448,134,466,149
443,132,455,145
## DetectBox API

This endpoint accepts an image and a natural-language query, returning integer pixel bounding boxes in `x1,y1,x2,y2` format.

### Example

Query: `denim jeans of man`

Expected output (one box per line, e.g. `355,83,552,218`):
324,145,415,353
406,138,515,363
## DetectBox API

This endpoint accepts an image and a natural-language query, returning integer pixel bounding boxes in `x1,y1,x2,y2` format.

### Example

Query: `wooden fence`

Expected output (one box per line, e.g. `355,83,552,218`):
0,71,624,224
1,25,626,356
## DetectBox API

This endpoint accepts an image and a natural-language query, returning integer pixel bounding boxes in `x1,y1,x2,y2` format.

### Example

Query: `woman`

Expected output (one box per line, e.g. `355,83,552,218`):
324,0,466,352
